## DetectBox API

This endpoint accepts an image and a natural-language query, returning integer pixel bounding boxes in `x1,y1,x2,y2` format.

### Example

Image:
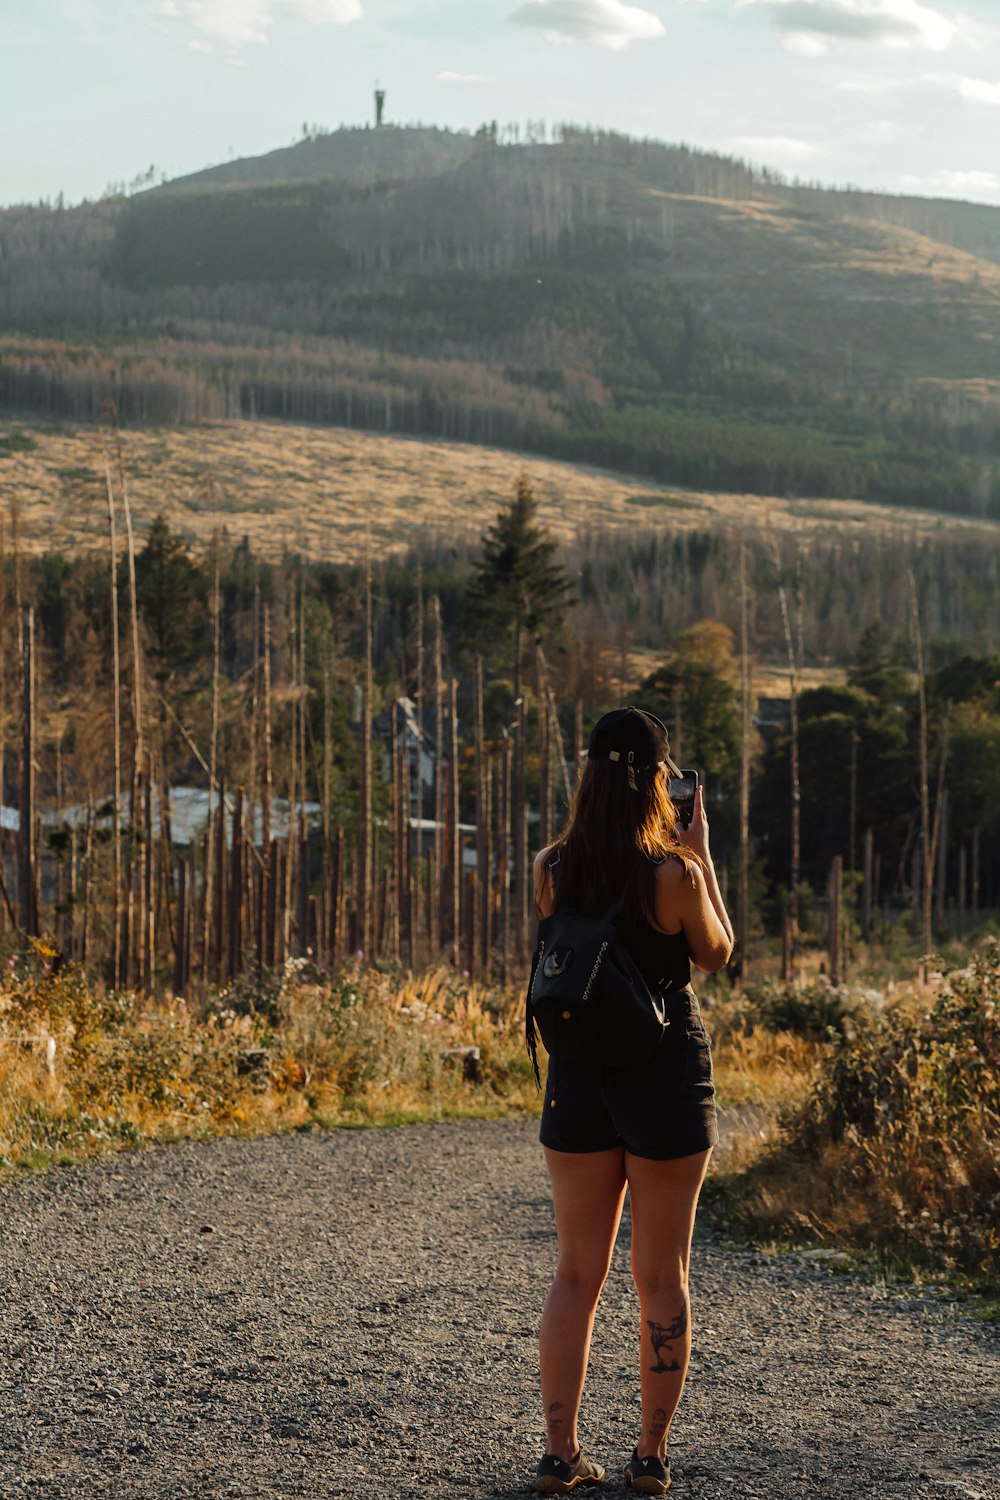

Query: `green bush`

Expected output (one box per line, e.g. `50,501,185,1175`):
741,975,865,1041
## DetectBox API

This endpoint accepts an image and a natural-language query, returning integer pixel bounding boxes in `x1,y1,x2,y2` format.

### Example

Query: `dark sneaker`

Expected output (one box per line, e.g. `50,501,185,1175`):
534,1449,606,1494
624,1448,671,1494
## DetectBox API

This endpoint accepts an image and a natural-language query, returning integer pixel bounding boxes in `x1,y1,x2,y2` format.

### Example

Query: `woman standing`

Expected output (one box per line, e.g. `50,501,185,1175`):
531,708,733,1496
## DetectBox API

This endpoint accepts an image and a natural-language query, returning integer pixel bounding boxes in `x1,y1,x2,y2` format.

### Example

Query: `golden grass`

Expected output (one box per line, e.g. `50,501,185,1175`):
0,948,539,1177
4,416,995,564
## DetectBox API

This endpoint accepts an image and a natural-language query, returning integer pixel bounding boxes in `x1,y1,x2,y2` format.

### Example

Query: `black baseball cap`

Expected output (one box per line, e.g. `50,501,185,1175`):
587,707,682,777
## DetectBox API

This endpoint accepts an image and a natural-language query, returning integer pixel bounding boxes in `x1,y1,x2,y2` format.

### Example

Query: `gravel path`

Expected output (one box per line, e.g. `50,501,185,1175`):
1,1117,997,1499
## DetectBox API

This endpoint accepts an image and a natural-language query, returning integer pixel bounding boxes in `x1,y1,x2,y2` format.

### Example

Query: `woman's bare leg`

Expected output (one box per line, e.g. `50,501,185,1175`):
539,1146,627,1460
626,1148,712,1460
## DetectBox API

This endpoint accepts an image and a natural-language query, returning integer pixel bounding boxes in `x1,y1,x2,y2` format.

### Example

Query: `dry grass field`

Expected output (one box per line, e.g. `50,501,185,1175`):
4,417,995,564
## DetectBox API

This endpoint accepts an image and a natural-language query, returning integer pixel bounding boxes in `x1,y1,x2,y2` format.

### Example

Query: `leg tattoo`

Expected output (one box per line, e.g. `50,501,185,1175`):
646,1295,689,1374
547,1400,565,1436
648,1407,668,1441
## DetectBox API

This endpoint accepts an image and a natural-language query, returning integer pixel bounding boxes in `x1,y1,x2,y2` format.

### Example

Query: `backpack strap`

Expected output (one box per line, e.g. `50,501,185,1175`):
525,942,543,1087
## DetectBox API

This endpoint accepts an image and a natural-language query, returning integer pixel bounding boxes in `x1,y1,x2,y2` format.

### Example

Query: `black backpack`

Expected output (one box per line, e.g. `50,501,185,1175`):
525,901,673,1083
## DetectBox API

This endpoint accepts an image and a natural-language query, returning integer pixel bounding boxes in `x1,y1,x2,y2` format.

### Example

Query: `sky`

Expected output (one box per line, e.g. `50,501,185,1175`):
3,0,1000,208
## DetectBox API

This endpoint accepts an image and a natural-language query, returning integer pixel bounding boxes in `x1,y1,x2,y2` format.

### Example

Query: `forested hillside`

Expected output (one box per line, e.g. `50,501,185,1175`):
2,125,999,514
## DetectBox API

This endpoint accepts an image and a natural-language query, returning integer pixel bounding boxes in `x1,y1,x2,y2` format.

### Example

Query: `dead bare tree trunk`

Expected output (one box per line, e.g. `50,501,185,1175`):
202,546,222,982
474,656,489,977
738,541,752,983
358,555,374,959
0,512,6,929
862,826,874,941
228,787,244,979
774,547,801,980
431,596,444,954
828,854,842,985
413,571,424,964
909,571,933,975
536,653,551,853
512,690,527,965
104,463,123,984
18,606,37,937
448,676,460,967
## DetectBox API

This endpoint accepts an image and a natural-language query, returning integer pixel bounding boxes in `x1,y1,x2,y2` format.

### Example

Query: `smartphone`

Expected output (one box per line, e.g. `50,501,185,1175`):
668,770,699,830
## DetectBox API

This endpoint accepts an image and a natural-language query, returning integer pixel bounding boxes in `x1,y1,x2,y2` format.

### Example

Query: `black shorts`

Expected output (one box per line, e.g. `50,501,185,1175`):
538,989,719,1161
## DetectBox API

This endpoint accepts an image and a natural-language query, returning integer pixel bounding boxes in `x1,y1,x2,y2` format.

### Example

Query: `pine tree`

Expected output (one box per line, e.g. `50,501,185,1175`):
467,475,574,690
129,515,208,680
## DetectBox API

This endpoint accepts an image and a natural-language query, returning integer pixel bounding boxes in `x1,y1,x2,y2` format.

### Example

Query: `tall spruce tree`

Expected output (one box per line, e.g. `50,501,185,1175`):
468,475,573,691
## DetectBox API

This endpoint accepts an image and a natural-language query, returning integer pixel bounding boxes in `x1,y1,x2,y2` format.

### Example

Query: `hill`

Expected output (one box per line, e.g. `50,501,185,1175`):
7,415,993,563
1,126,998,516
6,415,1000,675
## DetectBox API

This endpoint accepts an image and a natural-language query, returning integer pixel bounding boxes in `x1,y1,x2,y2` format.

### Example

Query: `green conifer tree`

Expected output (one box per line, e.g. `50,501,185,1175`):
467,474,574,691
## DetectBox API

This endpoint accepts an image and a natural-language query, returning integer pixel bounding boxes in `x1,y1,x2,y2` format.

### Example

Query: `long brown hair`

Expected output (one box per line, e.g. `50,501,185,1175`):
540,758,699,933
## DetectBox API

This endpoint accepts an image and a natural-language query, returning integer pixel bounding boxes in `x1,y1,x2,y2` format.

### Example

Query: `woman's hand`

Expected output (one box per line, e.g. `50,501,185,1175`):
676,785,710,864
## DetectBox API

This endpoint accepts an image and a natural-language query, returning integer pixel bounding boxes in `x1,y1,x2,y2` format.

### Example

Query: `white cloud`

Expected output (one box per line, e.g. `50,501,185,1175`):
157,0,361,49
739,0,956,56
509,0,666,51
958,75,1000,105
727,133,823,165
899,168,1000,199
436,69,488,83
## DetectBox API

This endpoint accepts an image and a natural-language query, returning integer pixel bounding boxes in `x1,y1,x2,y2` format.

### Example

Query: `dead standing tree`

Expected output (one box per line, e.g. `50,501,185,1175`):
773,544,803,981
737,539,753,983
104,461,123,983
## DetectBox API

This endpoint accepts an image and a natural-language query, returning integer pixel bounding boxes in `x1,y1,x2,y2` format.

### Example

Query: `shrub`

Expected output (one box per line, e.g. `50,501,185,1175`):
740,975,867,1041
714,942,1000,1288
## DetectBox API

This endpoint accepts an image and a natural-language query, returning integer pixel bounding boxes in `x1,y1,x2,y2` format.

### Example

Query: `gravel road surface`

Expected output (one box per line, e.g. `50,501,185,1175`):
1,1117,997,1499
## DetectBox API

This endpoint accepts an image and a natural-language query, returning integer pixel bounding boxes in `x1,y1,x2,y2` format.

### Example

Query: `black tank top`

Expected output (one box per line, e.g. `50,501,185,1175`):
622,919,692,993
547,851,692,992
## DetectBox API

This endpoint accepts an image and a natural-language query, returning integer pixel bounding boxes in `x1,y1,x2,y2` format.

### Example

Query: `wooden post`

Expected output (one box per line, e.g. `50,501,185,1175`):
828,854,842,986
862,826,874,941
957,843,967,940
